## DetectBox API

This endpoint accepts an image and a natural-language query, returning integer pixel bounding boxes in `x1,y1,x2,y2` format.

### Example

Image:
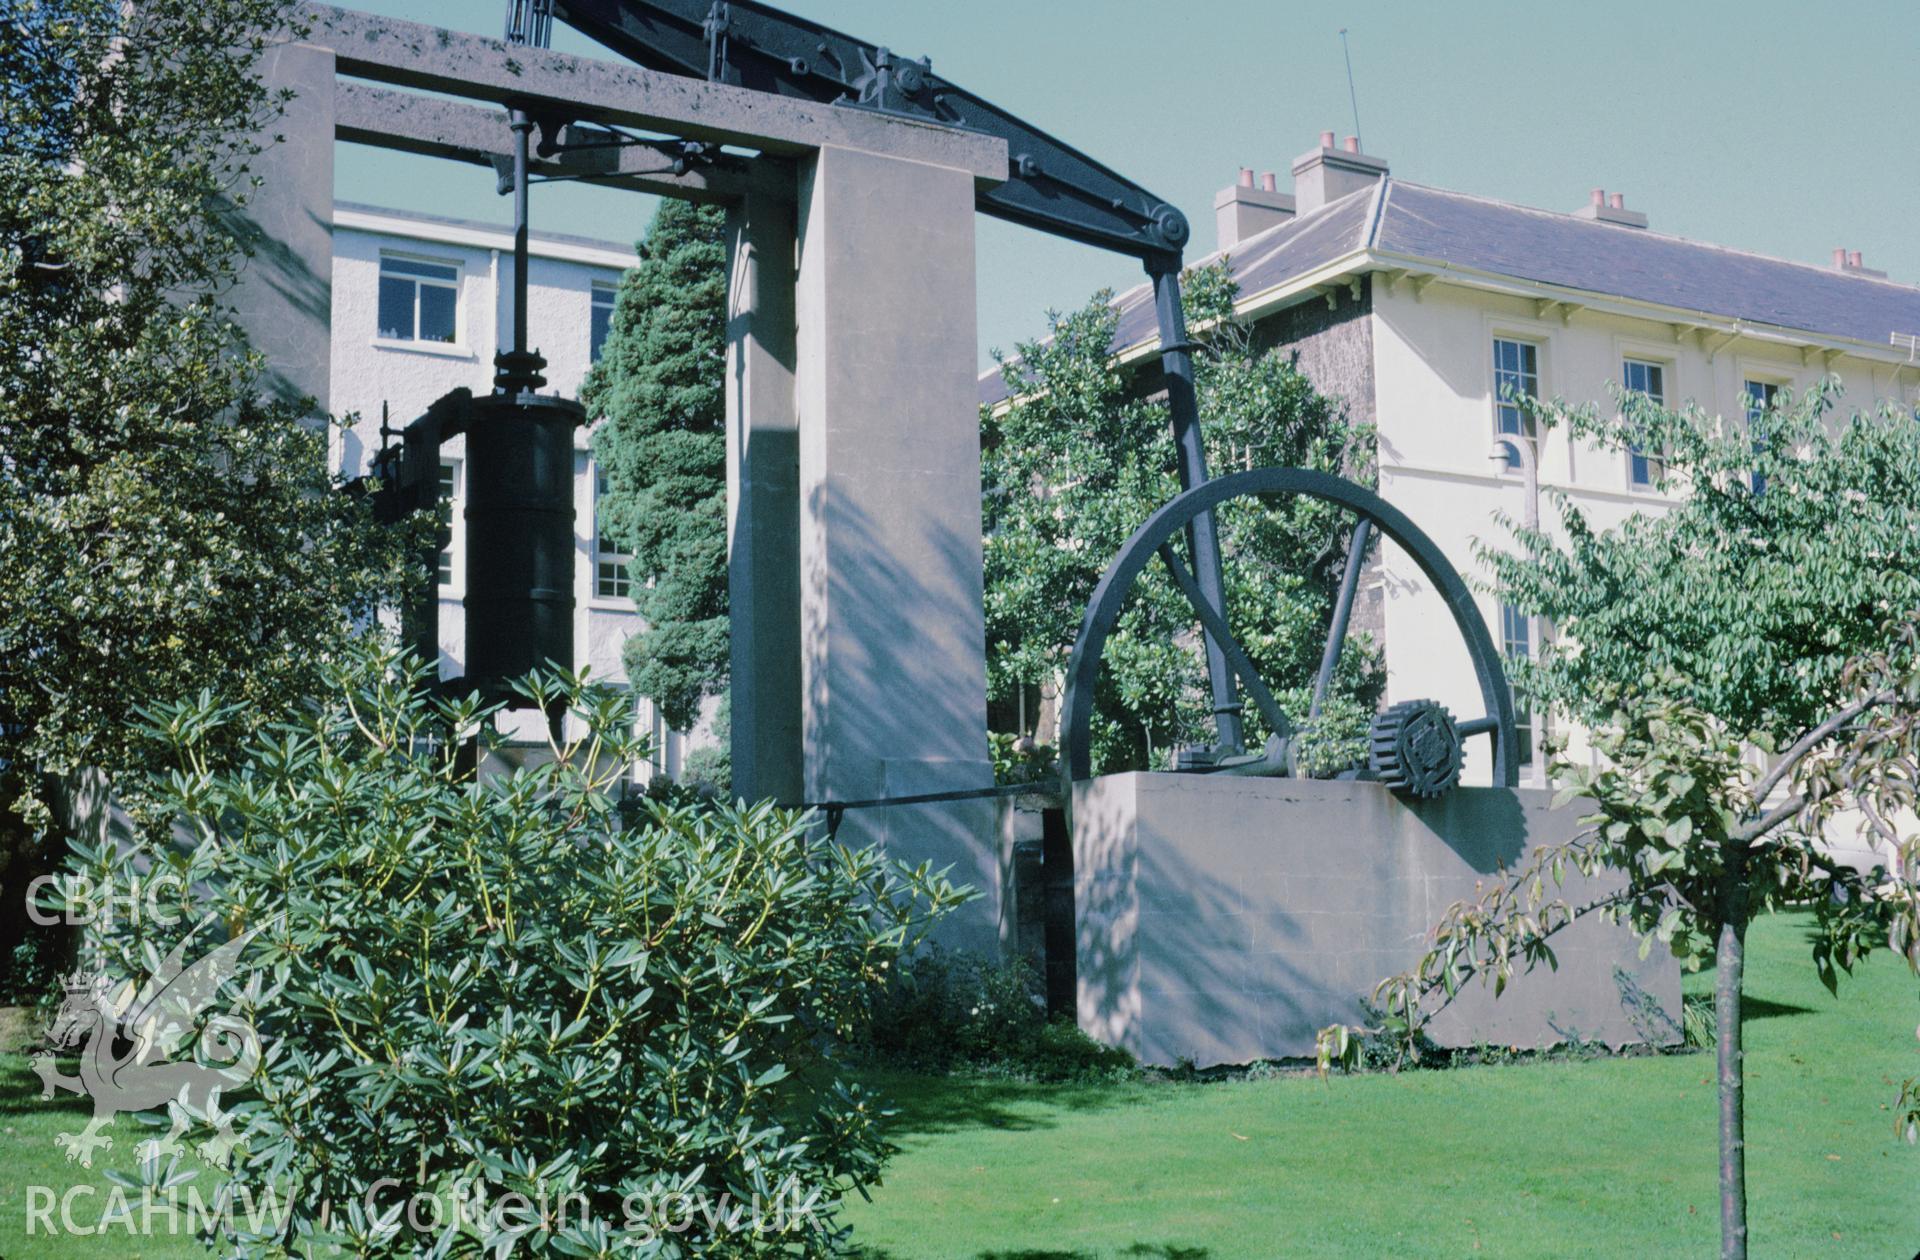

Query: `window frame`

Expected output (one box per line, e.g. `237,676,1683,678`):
1742,375,1786,496
592,462,634,604
1499,602,1535,770
589,282,617,364
1621,355,1669,492
436,458,463,596
375,251,463,349
1490,334,1543,455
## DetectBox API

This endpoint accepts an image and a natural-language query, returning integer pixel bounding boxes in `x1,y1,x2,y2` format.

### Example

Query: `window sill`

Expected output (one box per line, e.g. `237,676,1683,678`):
372,337,474,361
588,598,638,614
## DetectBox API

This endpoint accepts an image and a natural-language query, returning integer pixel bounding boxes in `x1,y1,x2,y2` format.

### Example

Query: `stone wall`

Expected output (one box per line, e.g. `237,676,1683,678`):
1247,279,1384,646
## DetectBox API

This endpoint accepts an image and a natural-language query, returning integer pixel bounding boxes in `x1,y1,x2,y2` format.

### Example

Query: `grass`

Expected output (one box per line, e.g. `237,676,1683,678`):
0,1018,213,1260
841,911,1920,1259
0,911,1912,1257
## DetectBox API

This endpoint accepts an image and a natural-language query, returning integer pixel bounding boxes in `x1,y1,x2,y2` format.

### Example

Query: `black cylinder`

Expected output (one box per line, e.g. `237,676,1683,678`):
462,391,584,702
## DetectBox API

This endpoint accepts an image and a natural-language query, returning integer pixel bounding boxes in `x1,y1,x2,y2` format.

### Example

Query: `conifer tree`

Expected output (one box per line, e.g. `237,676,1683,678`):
581,200,729,732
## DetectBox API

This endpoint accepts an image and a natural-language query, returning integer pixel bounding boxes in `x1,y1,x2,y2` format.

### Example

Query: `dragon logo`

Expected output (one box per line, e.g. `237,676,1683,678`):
30,916,270,1168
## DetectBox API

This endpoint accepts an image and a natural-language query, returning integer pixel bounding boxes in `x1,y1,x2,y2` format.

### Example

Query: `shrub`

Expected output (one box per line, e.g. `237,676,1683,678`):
867,949,1133,1082
987,733,1057,787
59,644,970,1257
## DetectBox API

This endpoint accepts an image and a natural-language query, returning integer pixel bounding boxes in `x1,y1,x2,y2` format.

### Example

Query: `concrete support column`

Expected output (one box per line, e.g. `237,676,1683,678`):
226,41,336,419
792,145,995,943
725,174,803,805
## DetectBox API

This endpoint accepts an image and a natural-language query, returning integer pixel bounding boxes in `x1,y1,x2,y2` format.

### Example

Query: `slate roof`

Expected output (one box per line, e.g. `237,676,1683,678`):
981,177,1920,406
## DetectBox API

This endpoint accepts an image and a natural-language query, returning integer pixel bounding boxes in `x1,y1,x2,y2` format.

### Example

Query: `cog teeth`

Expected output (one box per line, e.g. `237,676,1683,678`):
1367,699,1463,799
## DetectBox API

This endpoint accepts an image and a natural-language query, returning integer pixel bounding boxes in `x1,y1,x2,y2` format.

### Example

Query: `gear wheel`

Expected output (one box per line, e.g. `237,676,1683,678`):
1368,699,1464,799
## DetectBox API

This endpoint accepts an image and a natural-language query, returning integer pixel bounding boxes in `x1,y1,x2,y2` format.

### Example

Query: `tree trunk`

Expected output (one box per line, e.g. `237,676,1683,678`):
1715,878,1750,1259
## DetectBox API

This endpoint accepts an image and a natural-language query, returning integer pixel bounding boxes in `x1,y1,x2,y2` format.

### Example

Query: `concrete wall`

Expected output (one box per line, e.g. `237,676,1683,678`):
1072,772,1680,1068
790,147,998,950
226,42,335,418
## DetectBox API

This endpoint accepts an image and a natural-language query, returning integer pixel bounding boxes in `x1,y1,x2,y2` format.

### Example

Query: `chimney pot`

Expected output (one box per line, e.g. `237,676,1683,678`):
1214,171,1297,252
1834,247,1849,268
1850,250,1864,269
1572,188,1647,229
1260,171,1277,191
1291,133,1387,215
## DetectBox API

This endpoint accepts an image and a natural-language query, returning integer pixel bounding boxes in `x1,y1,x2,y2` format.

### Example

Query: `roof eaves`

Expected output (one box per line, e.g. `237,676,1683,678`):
1366,245,1914,364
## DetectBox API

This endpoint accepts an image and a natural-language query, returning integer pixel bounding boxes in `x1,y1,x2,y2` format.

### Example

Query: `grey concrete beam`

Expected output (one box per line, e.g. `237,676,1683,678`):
300,5,1006,182
334,81,750,204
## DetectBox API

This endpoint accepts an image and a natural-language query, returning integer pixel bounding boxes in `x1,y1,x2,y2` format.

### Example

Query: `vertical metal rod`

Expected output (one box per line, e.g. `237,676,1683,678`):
509,109,532,363
1339,28,1363,148
1147,259,1243,756
1311,517,1372,719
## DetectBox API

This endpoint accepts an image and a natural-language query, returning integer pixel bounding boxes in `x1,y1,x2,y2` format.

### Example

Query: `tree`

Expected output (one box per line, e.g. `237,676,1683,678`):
983,263,1379,774
1320,385,1920,1259
0,0,413,997
581,200,729,733
1486,381,1920,740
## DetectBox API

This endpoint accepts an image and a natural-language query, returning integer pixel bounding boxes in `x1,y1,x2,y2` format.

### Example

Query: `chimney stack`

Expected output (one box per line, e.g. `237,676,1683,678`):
1572,186,1648,229
1834,247,1887,278
1214,162,1296,251
1290,130,1388,215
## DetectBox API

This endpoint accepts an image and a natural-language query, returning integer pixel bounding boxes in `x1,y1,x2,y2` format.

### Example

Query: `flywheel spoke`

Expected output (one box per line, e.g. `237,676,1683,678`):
1310,518,1373,719
1156,543,1293,742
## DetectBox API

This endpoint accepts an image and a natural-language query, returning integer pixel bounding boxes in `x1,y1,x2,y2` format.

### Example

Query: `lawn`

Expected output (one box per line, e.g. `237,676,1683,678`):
842,911,1920,1259
0,912,1913,1258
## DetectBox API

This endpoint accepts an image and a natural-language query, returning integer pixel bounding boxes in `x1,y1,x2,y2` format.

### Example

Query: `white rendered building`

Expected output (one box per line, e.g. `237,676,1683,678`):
327,202,691,779
985,133,1920,831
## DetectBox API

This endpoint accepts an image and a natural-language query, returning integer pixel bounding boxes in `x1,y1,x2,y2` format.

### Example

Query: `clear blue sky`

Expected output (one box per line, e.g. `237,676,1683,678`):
337,1,1920,369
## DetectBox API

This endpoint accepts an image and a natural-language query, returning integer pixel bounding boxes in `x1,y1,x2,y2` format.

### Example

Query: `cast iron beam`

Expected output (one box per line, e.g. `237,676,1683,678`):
551,0,1190,260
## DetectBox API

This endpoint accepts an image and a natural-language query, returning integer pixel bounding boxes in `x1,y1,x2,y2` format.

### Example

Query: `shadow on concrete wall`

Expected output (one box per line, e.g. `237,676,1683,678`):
1075,775,1680,1067
212,195,332,411
1074,777,1355,1067
1404,786,1526,874
799,481,999,951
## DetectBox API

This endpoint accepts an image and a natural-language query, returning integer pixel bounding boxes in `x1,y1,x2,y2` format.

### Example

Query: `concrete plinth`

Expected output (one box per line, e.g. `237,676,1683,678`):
1072,773,1680,1068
